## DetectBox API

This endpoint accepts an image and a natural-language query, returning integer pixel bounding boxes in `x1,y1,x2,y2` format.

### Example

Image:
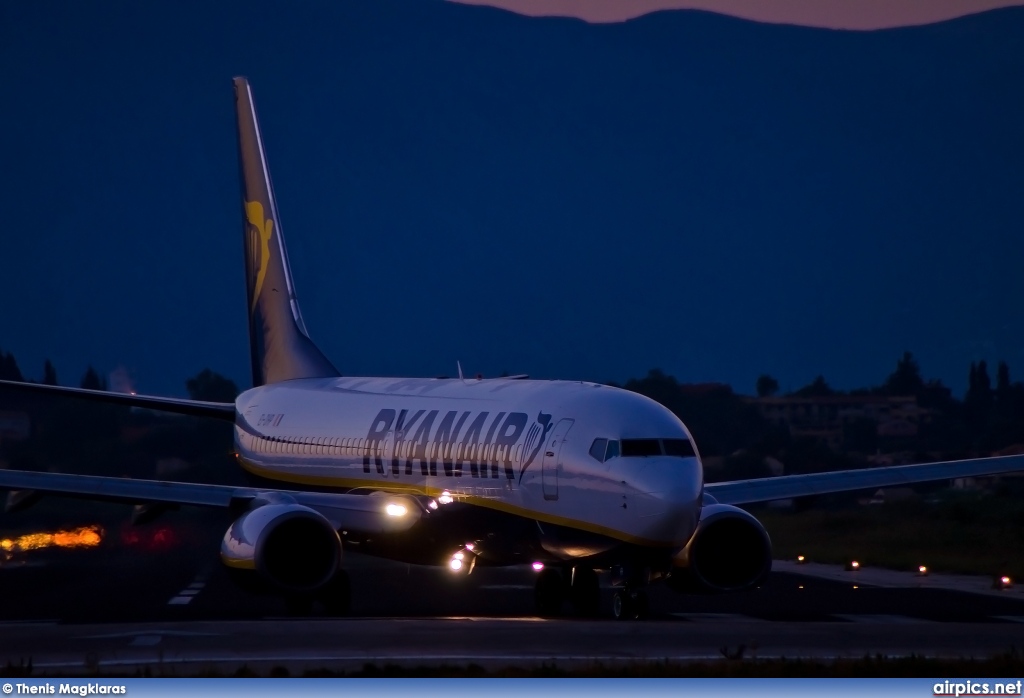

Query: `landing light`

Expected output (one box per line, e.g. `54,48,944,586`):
453,552,465,561
918,565,929,576
796,555,806,563
532,562,544,572
385,503,408,517
449,558,463,571
996,575,1013,589
438,491,454,505
846,560,860,571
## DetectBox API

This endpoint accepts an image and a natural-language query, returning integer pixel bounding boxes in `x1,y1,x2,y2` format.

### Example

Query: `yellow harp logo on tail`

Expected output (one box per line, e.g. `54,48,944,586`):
245,201,273,313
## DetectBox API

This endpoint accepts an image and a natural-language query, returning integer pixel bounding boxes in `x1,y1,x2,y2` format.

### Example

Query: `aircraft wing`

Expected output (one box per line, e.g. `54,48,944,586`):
0,379,235,421
704,454,1024,505
0,469,420,533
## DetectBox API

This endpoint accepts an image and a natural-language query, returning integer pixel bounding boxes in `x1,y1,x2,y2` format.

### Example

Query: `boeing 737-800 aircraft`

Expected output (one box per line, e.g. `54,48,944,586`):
1,78,1023,619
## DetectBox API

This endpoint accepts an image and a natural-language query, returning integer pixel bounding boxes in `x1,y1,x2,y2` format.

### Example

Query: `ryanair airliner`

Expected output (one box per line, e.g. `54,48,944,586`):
1,78,1022,619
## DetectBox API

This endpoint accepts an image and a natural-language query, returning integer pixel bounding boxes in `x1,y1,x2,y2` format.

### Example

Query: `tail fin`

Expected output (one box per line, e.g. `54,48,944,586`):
233,77,340,387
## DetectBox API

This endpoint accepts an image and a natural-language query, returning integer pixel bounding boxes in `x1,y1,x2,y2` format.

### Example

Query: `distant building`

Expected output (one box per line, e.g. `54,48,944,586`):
745,394,930,450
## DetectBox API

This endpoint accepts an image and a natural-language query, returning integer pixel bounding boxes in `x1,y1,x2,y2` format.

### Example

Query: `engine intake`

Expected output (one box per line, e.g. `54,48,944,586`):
668,503,772,594
221,501,341,593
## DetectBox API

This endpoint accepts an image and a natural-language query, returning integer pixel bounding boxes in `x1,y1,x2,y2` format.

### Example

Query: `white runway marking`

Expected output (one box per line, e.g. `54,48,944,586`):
166,570,210,606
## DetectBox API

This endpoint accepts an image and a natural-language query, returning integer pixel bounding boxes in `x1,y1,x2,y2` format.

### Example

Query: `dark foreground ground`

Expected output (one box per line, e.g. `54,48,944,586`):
1,507,1023,676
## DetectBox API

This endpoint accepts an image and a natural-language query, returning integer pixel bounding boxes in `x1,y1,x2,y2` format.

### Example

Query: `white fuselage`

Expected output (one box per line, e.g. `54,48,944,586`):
233,376,704,555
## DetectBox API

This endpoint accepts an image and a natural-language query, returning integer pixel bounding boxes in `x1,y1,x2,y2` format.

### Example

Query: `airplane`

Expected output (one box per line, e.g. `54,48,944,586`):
2,77,1023,619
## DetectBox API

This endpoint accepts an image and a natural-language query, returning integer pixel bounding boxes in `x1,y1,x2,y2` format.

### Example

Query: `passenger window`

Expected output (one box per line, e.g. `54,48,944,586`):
605,440,619,460
589,438,608,463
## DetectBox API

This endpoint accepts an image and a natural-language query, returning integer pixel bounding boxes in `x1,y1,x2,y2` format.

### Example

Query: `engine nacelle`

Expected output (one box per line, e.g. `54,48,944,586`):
220,500,341,593
667,503,772,594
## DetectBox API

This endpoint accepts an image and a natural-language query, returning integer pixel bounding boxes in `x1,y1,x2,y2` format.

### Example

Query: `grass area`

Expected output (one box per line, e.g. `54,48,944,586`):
756,491,1024,579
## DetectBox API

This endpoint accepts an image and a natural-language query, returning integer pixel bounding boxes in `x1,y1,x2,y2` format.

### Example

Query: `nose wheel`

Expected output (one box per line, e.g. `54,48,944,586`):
611,586,649,620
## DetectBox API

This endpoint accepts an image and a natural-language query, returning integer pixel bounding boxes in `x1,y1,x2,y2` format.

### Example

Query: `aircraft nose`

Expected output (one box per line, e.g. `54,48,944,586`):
632,457,703,545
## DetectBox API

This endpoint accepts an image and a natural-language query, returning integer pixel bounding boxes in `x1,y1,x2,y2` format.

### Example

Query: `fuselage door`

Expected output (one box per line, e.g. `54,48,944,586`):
542,418,574,501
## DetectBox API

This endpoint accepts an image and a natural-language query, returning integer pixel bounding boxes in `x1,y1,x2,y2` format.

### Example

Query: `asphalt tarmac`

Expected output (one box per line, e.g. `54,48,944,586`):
1,507,1023,671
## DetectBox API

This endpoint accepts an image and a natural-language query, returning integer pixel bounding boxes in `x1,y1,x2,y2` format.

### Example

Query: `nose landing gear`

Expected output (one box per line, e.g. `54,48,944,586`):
534,567,565,616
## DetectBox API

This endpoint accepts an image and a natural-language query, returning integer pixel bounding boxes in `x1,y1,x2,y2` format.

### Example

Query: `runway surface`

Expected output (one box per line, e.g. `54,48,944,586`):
1,507,1023,671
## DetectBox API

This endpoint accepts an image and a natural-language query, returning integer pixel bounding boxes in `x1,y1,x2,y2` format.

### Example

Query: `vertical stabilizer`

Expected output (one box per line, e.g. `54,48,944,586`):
234,77,340,386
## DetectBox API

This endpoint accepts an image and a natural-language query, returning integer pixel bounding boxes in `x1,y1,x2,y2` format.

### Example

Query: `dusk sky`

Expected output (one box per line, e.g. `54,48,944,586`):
2,0,1023,399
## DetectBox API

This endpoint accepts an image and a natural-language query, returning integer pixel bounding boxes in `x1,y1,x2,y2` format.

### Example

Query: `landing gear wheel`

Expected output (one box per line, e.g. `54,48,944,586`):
570,567,601,617
612,588,648,620
534,568,565,617
320,570,352,616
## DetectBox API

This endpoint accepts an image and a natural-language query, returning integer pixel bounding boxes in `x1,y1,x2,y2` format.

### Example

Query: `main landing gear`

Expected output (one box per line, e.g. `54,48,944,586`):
611,585,649,620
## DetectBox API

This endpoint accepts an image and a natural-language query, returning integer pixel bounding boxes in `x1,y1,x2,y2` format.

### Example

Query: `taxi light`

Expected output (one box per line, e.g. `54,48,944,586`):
532,562,544,571
796,555,806,564
918,565,928,576
846,560,860,571
385,503,408,517
454,552,465,561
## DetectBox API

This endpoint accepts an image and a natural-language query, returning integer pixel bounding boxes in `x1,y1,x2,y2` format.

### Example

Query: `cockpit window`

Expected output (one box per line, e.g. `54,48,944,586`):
618,438,696,458
663,438,696,457
621,439,662,457
605,439,620,461
589,438,608,463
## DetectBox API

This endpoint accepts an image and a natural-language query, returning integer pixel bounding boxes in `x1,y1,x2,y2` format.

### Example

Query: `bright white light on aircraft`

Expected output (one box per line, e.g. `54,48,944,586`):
449,558,463,571
428,500,438,510
454,552,465,561
532,562,544,571
846,560,860,571
997,575,1012,589
918,565,928,576
796,555,806,563
385,503,408,517
438,491,453,505
464,543,474,552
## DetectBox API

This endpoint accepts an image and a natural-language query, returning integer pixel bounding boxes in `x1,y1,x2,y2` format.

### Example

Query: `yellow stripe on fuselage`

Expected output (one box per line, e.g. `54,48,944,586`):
237,456,677,548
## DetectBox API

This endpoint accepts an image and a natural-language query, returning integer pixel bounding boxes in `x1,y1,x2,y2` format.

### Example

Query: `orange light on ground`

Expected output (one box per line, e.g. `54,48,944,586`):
0,525,103,553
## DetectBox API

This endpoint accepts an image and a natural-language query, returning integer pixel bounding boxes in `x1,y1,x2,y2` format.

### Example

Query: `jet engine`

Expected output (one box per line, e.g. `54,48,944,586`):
667,503,772,594
220,500,341,593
